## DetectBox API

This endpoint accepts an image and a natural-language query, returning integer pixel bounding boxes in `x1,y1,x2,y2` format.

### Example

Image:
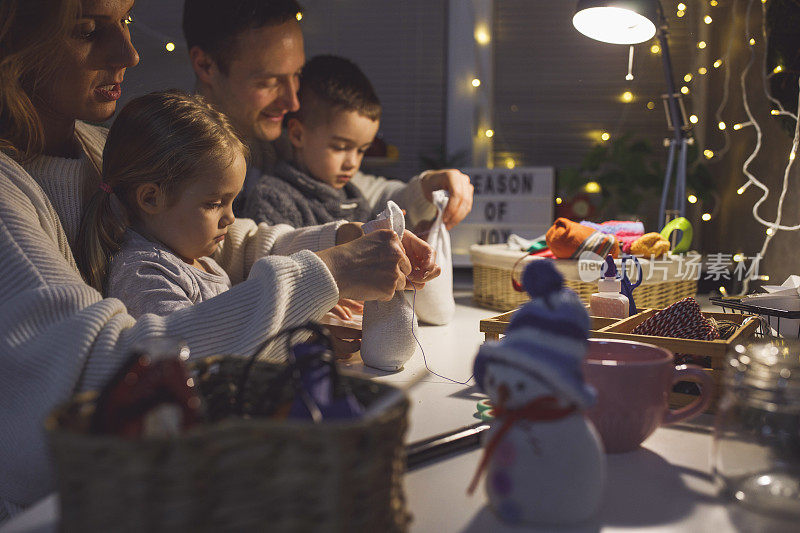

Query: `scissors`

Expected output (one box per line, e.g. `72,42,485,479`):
620,255,643,316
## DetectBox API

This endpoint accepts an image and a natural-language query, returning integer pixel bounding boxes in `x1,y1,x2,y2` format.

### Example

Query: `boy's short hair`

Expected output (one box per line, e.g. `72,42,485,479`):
294,55,382,126
183,0,303,74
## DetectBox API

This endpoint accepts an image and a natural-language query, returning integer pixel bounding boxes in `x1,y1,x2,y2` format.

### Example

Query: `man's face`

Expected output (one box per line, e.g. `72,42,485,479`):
204,20,304,142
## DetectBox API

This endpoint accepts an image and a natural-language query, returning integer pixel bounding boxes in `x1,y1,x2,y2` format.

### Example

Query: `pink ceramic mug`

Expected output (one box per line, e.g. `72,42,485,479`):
582,338,713,453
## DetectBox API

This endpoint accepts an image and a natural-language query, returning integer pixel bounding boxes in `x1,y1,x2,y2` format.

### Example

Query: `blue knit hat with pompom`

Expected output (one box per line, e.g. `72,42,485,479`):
473,259,596,408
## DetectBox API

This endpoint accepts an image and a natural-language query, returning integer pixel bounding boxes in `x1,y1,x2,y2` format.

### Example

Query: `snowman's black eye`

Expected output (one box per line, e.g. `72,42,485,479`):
516,381,525,391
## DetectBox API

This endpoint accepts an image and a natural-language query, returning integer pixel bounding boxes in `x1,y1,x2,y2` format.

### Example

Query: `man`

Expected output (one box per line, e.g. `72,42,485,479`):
183,0,473,229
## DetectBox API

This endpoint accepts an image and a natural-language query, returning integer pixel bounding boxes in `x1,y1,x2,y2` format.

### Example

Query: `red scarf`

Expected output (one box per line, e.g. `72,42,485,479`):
467,395,577,495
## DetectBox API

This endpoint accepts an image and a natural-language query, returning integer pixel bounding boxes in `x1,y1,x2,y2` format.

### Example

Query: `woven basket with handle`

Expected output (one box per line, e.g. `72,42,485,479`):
471,244,697,312
47,355,410,532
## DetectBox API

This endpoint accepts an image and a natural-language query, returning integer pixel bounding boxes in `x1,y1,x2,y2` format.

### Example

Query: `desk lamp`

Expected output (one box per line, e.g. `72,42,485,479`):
573,0,691,227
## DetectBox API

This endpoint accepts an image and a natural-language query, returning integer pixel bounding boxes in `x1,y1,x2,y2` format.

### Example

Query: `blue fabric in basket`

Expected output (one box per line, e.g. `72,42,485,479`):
288,344,364,420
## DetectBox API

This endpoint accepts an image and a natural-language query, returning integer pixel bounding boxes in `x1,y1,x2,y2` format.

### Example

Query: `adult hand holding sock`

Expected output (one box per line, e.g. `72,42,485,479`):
361,202,419,371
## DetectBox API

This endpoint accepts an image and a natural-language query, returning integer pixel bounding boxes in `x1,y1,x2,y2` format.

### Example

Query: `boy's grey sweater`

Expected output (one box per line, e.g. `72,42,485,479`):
243,160,373,226
240,141,437,228
107,230,232,318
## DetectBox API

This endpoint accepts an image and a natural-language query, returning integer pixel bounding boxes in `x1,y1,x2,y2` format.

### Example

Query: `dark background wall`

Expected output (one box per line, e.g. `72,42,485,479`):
112,0,800,286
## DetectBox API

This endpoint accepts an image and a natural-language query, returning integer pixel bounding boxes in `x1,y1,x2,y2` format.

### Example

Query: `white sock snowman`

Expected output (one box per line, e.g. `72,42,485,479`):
360,201,418,371
413,190,455,325
468,259,605,525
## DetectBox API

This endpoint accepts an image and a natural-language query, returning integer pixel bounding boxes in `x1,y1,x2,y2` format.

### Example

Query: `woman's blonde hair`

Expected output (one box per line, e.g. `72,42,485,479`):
76,90,249,292
0,0,81,161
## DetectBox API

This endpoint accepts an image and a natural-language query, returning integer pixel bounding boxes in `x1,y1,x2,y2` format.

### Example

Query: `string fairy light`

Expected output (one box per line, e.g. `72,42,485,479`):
700,2,738,163
734,0,800,293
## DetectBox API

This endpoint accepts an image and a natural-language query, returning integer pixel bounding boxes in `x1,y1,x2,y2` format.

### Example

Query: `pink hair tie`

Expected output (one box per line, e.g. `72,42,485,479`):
99,182,112,194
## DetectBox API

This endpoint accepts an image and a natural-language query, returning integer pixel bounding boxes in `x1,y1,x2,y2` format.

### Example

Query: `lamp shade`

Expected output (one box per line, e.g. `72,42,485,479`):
573,0,659,45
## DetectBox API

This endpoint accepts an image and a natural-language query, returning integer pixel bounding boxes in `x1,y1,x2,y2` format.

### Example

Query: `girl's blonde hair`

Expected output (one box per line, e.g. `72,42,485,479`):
0,0,81,161
76,90,249,292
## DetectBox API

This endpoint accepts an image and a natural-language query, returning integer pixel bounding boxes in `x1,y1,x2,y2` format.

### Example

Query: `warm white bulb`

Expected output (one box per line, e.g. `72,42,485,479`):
704,149,714,159
702,213,712,221
677,10,685,18
505,158,515,169
684,73,693,82
621,91,634,103
601,132,610,141
471,78,481,87
296,12,303,21
689,115,699,124
584,181,601,194
704,15,713,24
573,7,656,45
556,197,563,205
749,38,756,46
766,227,775,236
475,26,491,45
698,67,708,75
681,86,690,94
485,129,494,138
718,121,727,130
651,44,661,54
714,59,723,68
774,65,783,73
647,101,656,110
687,194,698,204
165,42,175,52
677,3,687,10
697,41,707,49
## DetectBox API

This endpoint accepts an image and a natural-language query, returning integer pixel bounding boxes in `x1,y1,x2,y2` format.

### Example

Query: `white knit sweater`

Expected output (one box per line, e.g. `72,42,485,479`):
0,122,342,518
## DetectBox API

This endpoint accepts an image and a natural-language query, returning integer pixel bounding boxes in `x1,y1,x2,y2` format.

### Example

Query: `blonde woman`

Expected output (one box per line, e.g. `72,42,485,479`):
0,0,438,518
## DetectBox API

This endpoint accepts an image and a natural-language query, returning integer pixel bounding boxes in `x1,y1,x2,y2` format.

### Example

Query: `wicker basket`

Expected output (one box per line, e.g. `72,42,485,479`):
471,244,697,311
47,356,410,532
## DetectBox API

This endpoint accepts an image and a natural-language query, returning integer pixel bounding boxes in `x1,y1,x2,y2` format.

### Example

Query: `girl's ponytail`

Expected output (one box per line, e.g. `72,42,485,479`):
76,185,128,292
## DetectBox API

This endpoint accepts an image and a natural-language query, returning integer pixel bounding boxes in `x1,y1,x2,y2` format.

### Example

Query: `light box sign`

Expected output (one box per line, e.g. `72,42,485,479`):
450,167,554,266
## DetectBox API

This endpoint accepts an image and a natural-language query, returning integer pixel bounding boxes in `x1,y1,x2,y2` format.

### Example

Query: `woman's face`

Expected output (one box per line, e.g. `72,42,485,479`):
38,0,139,125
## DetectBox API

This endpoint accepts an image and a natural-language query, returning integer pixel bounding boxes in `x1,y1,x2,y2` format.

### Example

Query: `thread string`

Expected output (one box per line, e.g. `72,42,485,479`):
409,282,474,385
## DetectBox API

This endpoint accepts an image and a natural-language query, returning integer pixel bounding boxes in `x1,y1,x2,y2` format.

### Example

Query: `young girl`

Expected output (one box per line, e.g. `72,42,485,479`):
77,91,248,317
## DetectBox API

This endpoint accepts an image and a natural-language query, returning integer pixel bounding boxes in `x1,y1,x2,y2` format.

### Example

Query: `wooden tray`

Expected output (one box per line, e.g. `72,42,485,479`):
479,309,619,342
479,308,760,413
593,310,761,412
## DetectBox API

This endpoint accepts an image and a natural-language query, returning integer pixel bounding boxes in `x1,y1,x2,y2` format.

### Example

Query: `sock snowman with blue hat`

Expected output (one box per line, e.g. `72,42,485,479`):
467,259,606,525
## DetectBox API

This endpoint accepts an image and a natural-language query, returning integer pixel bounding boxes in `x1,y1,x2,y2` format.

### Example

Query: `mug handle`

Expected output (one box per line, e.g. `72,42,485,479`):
662,364,714,425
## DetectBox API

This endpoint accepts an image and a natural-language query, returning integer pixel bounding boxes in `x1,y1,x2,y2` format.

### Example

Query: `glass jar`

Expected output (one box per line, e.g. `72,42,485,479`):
712,340,800,517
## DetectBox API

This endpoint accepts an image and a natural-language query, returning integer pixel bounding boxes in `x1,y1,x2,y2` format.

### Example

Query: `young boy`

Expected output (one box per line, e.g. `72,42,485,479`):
242,55,437,227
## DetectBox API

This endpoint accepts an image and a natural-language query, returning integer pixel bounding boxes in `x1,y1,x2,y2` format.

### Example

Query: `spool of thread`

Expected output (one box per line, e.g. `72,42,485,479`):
477,399,493,412
660,217,693,254
480,409,496,421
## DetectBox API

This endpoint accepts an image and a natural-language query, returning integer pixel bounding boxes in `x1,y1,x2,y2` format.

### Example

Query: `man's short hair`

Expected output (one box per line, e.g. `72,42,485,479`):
294,55,382,126
183,0,303,74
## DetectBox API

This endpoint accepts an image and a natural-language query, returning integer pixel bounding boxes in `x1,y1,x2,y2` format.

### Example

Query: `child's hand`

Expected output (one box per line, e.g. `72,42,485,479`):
326,325,361,359
329,298,364,320
420,169,474,229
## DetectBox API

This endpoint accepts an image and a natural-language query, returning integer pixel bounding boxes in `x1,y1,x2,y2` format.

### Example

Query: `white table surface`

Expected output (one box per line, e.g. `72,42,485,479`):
2,289,796,533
